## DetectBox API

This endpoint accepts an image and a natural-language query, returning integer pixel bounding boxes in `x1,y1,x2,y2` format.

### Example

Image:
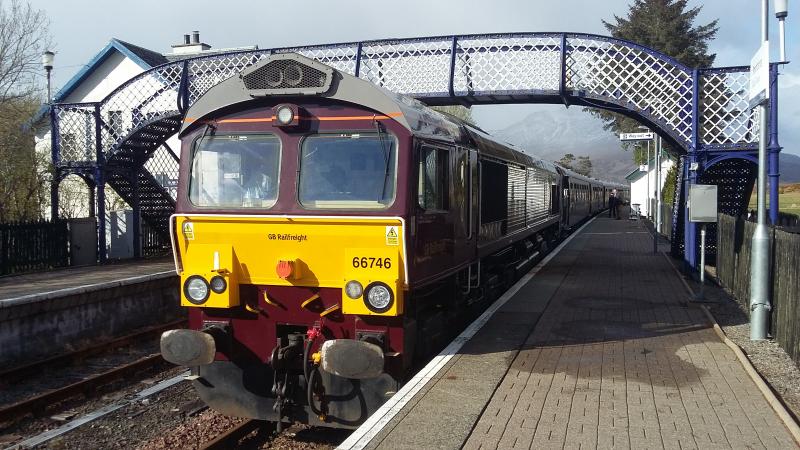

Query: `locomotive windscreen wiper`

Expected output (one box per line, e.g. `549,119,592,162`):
374,118,392,201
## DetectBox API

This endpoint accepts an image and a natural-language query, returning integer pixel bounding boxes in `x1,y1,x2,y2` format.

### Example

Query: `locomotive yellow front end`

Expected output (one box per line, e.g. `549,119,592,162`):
158,52,433,427
173,215,406,317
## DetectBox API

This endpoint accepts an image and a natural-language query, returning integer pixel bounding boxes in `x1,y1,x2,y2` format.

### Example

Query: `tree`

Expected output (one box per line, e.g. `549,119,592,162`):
0,0,51,111
592,0,719,144
662,163,679,205
0,1,52,221
0,98,49,221
558,153,576,168
431,105,476,125
557,153,592,177
575,156,593,177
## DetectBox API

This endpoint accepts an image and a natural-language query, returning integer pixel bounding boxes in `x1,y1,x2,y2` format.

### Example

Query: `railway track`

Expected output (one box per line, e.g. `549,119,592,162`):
0,319,186,424
200,419,276,449
0,319,186,385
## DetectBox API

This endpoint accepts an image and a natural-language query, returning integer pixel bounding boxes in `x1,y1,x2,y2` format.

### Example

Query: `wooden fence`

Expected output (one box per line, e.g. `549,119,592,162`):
0,220,69,275
716,214,800,364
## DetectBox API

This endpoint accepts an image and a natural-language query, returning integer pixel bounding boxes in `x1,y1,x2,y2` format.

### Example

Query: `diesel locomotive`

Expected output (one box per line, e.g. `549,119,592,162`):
160,53,628,428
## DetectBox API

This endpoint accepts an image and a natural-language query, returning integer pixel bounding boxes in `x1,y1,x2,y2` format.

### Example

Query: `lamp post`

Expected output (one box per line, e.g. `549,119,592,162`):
750,0,772,341
637,125,652,220
776,0,788,62
42,51,54,103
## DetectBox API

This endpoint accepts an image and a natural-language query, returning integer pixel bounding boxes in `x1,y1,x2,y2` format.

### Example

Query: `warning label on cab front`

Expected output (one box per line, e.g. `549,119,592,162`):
385,226,399,246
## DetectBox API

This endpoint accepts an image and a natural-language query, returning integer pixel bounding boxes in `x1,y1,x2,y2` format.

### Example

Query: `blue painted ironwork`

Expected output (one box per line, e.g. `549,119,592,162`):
768,63,782,225
48,32,778,264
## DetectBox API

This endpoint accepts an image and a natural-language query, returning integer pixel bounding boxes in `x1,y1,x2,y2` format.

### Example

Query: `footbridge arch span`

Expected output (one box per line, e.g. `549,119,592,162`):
50,32,776,265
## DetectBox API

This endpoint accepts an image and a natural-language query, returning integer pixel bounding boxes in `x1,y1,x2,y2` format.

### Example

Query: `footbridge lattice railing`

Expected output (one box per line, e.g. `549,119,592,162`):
49,32,779,265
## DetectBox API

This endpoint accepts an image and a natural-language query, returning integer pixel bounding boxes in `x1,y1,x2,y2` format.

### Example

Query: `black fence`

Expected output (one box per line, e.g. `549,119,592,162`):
142,223,173,258
0,220,69,275
716,214,800,365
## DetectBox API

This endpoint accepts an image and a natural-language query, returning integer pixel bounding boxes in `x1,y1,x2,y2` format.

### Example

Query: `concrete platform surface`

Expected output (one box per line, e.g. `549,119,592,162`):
358,217,798,450
0,258,175,304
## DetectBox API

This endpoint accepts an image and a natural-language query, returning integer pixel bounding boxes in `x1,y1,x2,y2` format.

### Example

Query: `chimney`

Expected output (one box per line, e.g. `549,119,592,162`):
171,31,211,55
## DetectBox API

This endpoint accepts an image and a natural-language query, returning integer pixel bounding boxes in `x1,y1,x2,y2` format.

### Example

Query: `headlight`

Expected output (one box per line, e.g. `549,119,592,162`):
364,282,393,313
275,105,294,125
345,280,363,299
184,276,209,304
209,276,227,294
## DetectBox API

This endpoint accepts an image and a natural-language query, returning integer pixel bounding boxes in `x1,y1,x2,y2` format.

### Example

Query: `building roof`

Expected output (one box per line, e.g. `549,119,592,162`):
114,39,169,67
31,38,167,126
625,167,647,182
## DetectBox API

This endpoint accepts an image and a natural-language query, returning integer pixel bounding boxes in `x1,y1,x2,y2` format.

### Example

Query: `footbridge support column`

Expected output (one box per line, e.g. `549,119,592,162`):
768,63,781,225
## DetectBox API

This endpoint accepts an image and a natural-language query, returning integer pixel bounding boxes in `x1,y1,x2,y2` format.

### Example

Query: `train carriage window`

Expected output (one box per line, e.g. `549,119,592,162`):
418,146,449,211
189,134,281,208
298,132,397,209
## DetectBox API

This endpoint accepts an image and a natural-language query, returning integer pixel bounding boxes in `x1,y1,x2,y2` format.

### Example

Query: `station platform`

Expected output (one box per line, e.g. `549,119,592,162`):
0,259,180,365
0,258,175,305
341,216,799,450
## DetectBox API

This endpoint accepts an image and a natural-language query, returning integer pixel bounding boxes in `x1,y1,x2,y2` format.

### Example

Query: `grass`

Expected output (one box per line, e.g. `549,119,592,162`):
748,183,800,216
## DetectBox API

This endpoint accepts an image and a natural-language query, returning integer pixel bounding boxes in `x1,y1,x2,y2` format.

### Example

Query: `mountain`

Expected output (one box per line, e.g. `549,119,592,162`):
490,109,636,182
488,108,800,184
780,153,800,183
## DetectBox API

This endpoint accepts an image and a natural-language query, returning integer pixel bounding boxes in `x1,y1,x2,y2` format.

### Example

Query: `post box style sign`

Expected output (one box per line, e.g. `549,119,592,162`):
688,184,718,223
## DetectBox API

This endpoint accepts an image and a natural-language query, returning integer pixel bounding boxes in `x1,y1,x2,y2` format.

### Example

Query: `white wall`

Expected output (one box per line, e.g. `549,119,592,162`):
64,52,145,103
36,51,148,219
630,157,675,218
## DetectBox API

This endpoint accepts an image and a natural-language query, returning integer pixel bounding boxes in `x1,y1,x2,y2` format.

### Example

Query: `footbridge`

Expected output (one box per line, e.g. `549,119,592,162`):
49,32,783,268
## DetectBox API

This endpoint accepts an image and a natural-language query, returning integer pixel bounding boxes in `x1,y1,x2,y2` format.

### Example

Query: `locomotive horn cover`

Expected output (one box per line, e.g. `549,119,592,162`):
320,339,384,379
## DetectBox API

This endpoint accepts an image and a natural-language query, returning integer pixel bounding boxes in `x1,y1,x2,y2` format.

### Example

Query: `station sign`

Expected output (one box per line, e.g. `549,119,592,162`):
749,41,770,108
619,132,654,141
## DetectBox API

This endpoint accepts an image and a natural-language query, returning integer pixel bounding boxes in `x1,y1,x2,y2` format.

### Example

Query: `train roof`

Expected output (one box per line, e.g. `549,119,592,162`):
180,53,462,140
179,53,558,174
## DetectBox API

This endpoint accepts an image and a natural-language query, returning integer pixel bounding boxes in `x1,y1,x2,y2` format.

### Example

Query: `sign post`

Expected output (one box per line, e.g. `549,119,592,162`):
749,0,771,341
619,132,654,141
619,131,657,252
688,184,718,302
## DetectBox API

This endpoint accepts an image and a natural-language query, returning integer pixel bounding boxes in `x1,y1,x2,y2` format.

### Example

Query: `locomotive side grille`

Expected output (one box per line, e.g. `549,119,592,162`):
507,166,527,233
240,56,334,96
526,167,548,223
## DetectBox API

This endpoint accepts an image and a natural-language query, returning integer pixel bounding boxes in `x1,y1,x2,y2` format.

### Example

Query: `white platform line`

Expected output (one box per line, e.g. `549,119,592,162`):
7,371,189,450
337,216,597,450
0,270,176,308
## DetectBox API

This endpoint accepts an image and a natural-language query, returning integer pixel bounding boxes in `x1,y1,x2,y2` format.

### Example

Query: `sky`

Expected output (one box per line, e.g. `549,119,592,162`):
27,0,800,155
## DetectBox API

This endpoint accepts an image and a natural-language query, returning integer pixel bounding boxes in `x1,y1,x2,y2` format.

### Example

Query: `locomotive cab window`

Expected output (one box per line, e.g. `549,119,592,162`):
418,146,450,211
298,132,397,209
189,134,281,208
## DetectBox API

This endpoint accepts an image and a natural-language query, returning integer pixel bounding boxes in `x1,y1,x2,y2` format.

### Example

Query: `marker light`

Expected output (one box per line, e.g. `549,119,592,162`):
276,105,294,125
210,276,227,294
345,280,363,299
775,0,788,18
364,282,393,313
184,276,210,304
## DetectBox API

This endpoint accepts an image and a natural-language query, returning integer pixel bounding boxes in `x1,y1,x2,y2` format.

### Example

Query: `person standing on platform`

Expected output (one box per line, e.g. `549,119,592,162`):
614,190,622,220
609,190,617,218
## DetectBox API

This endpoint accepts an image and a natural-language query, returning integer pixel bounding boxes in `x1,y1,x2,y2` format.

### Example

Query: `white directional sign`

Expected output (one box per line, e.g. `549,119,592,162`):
619,132,654,141
749,41,770,108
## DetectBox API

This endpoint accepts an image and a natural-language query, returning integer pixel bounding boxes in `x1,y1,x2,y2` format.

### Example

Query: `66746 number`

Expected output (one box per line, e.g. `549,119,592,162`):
352,257,391,269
